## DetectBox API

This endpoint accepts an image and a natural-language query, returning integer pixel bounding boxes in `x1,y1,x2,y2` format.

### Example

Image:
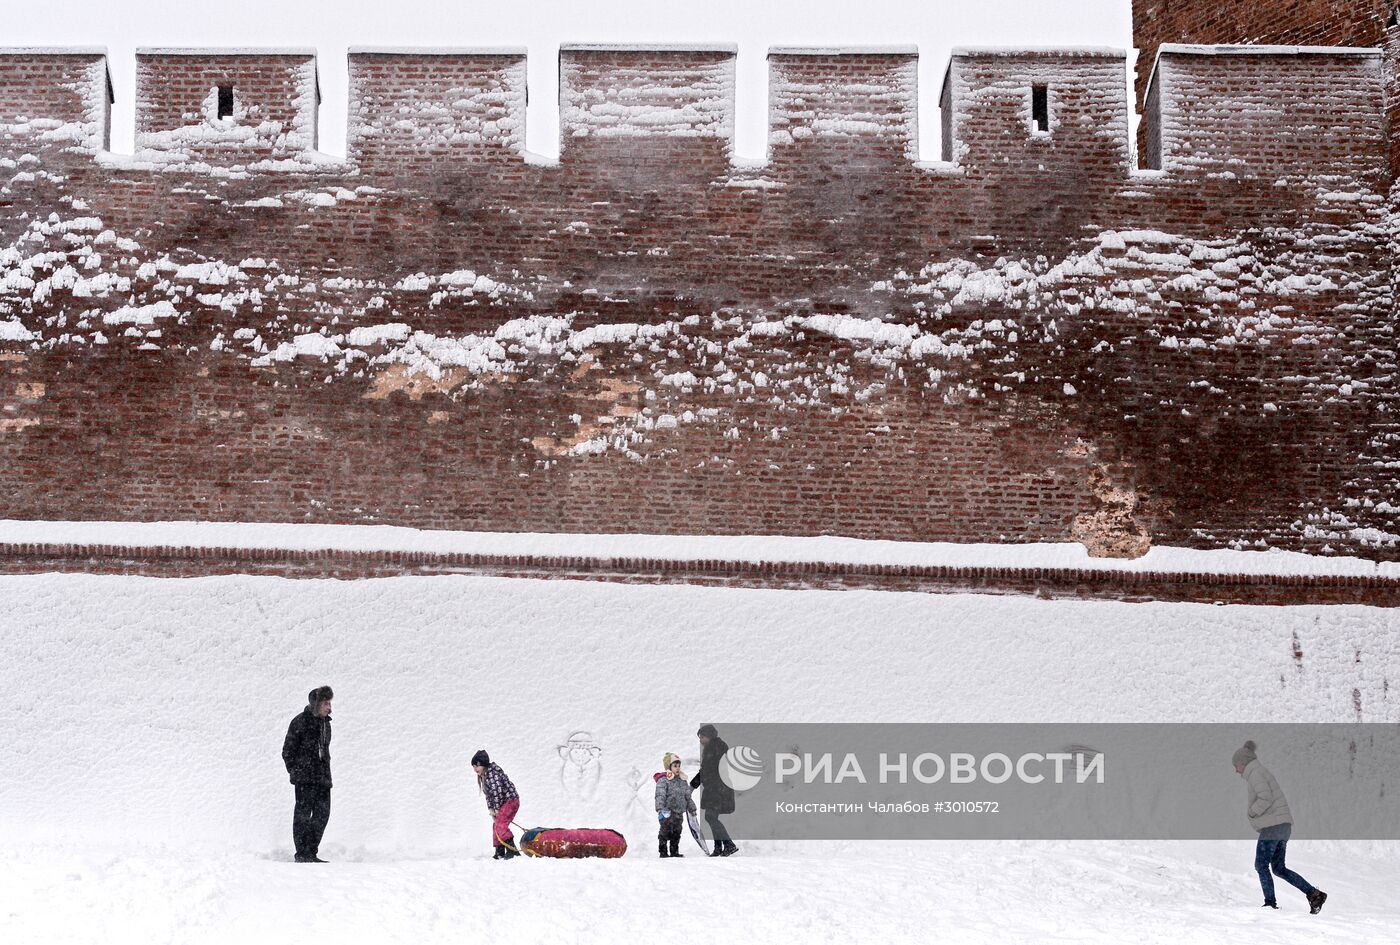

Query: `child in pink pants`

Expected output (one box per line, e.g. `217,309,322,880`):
472,749,521,859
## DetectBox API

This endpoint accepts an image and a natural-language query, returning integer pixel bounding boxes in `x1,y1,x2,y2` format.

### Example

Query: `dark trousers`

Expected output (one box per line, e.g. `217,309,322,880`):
293,783,332,858
659,813,683,844
705,808,734,848
1255,823,1313,903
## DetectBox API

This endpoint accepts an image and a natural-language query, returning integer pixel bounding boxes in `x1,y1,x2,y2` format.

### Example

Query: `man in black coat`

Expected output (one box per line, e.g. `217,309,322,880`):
691,723,738,857
282,686,334,863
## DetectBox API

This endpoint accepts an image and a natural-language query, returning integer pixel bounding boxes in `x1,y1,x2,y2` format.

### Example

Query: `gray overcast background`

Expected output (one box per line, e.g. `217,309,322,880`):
10,0,1134,160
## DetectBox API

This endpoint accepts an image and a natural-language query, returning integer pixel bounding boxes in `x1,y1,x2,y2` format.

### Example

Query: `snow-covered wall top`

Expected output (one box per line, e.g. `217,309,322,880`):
3,45,1383,171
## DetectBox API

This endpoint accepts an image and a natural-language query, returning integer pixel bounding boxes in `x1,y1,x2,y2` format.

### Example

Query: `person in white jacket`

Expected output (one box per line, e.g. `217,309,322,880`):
1232,740,1327,913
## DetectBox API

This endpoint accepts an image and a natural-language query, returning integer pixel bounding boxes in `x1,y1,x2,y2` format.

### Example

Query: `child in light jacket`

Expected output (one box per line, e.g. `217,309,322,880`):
654,751,697,858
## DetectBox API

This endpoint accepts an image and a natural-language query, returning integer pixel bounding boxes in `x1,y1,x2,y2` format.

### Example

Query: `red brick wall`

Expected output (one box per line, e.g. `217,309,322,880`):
347,50,525,174
0,51,110,156
1132,1,1392,160
134,51,318,159
1145,47,1384,171
0,46,1396,559
768,50,918,162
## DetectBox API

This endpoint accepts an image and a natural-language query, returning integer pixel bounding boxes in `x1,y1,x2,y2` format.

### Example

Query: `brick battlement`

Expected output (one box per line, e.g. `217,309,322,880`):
1132,1,1400,172
134,49,320,159
0,44,1384,177
0,38,1397,567
0,49,112,153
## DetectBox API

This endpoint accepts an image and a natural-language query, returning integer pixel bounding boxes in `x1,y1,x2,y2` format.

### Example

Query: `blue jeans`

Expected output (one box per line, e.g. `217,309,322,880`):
1255,823,1314,904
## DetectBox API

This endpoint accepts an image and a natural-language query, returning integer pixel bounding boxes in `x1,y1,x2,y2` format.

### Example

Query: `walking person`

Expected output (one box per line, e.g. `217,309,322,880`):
654,752,697,858
1232,740,1327,913
691,724,738,857
473,750,521,860
282,685,334,863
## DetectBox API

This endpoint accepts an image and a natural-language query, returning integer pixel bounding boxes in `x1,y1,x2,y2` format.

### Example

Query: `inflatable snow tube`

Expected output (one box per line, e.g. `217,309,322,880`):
519,827,627,859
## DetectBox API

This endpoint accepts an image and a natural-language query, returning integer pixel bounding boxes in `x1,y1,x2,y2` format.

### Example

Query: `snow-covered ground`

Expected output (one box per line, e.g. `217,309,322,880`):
2,572,1397,943
7,840,1399,944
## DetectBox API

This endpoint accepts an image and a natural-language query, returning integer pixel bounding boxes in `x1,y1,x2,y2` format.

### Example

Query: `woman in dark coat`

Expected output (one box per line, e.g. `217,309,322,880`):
690,723,738,856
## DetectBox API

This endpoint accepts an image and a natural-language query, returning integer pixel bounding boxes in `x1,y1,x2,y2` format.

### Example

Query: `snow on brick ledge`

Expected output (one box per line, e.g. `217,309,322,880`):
1,519,1396,579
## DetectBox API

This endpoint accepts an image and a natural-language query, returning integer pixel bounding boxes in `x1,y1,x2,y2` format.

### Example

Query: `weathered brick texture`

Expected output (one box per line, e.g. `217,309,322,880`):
1132,1,1400,169
347,48,525,173
0,49,111,156
0,40,1396,561
134,50,318,159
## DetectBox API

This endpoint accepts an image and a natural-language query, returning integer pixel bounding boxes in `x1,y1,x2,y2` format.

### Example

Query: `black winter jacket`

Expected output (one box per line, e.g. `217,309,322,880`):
282,706,332,786
690,736,736,814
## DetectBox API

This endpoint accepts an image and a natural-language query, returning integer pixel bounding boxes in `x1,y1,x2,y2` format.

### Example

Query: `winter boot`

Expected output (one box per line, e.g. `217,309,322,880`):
658,840,670,858
1308,889,1327,915
1262,902,1278,909
492,842,504,860
708,844,724,857
719,840,739,857
501,843,520,860
669,838,683,858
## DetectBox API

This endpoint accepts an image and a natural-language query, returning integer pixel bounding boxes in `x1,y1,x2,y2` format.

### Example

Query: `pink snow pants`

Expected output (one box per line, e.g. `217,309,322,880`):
493,797,520,846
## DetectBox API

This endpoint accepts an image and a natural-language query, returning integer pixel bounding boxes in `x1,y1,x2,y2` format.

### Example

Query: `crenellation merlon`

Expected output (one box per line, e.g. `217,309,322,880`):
0,44,1389,178
0,49,112,155
133,49,320,162
767,49,918,157
347,48,527,166
1143,45,1387,173
942,49,1129,170
558,46,736,151
1142,43,1382,107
